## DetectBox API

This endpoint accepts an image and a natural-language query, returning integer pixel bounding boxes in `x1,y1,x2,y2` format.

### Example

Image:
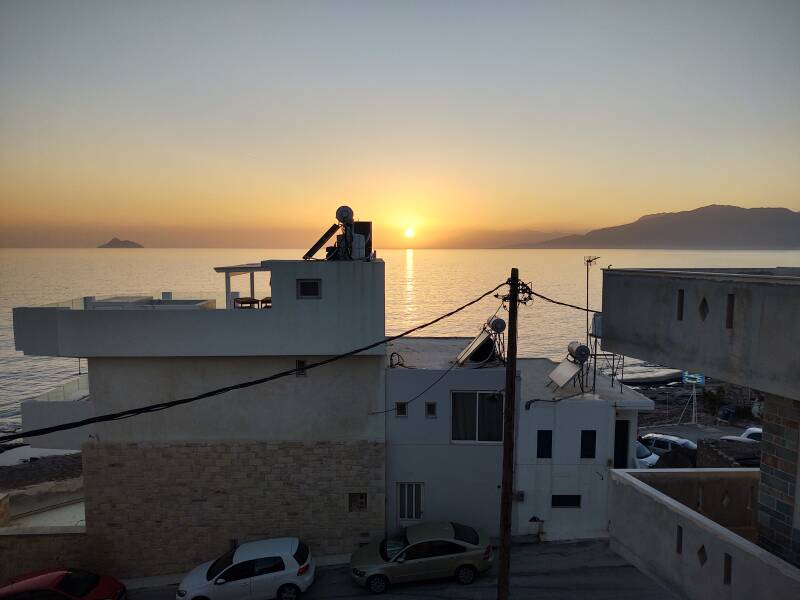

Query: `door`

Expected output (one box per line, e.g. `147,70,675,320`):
389,542,437,583
213,560,254,600
250,556,287,599
426,540,468,578
614,420,630,468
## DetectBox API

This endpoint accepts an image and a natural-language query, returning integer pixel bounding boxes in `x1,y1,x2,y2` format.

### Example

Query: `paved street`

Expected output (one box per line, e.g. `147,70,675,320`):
129,539,673,600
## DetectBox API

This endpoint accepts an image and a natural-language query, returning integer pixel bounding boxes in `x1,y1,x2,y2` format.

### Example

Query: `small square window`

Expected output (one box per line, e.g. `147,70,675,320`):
296,279,321,299
425,402,437,418
348,492,367,512
295,359,307,377
580,430,596,459
395,402,408,417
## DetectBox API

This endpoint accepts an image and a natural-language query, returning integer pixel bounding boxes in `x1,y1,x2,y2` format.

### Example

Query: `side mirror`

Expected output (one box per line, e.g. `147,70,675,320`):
396,555,406,564
215,578,227,585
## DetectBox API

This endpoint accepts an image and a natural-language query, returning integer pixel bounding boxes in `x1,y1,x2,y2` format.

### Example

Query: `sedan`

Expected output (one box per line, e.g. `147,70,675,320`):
0,568,126,600
350,521,493,594
177,538,314,600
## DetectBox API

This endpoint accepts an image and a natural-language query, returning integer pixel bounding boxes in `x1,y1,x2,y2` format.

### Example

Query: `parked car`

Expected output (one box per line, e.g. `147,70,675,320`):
640,433,697,456
634,441,659,468
350,521,493,594
176,538,315,600
720,427,762,444
0,568,126,600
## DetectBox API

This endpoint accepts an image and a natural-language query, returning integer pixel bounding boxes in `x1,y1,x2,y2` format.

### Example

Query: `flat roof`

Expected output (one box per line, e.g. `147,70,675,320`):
603,267,800,285
386,337,473,369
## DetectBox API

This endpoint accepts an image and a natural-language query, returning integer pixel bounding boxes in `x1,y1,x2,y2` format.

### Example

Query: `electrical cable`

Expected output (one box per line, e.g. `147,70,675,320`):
371,361,459,415
0,281,507,444
529,290,601,313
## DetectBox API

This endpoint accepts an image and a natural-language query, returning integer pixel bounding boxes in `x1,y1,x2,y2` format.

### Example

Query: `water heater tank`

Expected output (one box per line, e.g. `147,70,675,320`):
567,341,591,363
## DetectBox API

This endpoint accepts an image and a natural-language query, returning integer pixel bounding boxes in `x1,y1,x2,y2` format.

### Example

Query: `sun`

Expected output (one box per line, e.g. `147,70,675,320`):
404,227,415,239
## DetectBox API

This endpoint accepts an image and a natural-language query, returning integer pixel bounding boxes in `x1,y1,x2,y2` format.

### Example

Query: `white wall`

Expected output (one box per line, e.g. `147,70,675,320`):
602,268,800,400
87,355,385,443
609,469,800,600
14,260,385,358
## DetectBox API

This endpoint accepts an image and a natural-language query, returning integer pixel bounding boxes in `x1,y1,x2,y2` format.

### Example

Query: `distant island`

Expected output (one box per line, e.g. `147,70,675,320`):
515,205,800,250
98,237,143,248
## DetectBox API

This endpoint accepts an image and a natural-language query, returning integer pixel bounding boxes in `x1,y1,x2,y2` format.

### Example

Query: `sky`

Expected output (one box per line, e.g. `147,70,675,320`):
1,1,799,248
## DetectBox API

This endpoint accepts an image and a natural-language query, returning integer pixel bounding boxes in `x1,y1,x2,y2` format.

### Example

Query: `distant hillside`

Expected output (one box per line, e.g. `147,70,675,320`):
521,205,800,249
98,237,143,248
428,229,566,249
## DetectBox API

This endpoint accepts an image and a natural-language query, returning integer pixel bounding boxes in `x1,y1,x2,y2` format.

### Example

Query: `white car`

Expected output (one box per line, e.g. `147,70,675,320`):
720,427,762,444
176,537,315,600
640,433,697,456
634,441,659,468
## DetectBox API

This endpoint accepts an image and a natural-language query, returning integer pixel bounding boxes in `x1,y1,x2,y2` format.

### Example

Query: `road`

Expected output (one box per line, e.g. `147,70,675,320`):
129,539,672,600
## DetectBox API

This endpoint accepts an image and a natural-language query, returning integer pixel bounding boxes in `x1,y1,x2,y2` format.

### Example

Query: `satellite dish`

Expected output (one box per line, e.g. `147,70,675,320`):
336,205,354,225
488,316,506,333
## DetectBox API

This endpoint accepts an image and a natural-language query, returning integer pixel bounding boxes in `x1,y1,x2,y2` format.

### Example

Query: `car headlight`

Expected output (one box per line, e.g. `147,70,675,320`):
352,568,366,577
176,590,187,598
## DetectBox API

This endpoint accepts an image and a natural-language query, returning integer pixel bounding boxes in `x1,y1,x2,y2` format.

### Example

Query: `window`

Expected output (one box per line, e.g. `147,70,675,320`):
56,569,100,596
676,525,683,554
726,294,735,329
253,556,285,576
677,289,685,321
451,391,503,442
398,482,423,520
404,541,435,561
425,402,437,418
293,540,310,566
296,279,321,299
451,522,479,545
652,438,670,450
348,492,368,512
207,548,236,580
724,553,732,585
537,430,553,459
395,402,408,417
429,540,466,556
295,359,307,377
551,494,581,508
580,430,597,459
220,560,255,582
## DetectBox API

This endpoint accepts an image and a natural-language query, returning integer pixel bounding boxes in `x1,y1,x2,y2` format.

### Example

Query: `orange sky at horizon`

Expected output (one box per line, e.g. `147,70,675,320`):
2,2,799,248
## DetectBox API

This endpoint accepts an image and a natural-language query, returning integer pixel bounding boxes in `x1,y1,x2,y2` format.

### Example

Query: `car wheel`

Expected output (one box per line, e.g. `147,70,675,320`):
455,564,477,585
277,584,301,600
366,575,389,594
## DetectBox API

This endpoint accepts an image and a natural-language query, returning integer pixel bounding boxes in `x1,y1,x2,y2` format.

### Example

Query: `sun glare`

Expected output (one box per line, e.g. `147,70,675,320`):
404,227,415,239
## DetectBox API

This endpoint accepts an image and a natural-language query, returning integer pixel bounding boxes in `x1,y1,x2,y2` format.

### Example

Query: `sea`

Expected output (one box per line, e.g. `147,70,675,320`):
2,247,799,431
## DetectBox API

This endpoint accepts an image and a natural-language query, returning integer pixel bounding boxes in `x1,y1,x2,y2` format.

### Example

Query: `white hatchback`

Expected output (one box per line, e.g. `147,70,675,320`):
176,538,315,600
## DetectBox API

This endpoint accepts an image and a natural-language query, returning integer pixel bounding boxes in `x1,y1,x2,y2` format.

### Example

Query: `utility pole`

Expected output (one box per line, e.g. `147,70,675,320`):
497,267,519,600
584,256,600,346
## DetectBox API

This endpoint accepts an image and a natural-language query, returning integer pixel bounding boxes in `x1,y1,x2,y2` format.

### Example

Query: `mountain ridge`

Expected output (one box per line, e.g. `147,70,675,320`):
517,205,800,249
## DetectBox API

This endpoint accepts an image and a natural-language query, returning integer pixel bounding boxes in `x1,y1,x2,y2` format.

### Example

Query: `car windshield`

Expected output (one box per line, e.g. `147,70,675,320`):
56,569,100,597
635,442,651,459
379,535,408,561
451,522,479,545
207,548,236,580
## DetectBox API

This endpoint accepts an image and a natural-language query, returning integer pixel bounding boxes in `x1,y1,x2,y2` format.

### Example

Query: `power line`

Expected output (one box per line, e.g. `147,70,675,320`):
530,290,601,313
372,361,459,415
0,282,507,444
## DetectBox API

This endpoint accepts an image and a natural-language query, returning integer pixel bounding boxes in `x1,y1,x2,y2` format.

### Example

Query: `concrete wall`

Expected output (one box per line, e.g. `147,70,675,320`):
0,526,88,583
86,355,385,443
609,469,800,600
14,260,385,358
385,367,507,535
23,398,94,449
82,441,385,577
759,393,800,565
601,269,800,400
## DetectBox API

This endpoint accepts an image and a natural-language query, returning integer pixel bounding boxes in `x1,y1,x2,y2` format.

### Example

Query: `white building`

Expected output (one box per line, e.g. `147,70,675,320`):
384,338,653,541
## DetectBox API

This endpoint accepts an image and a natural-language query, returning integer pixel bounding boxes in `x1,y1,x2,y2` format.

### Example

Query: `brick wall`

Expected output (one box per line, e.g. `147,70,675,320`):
758,393,800,566
0,527,88,583
82,440,385,577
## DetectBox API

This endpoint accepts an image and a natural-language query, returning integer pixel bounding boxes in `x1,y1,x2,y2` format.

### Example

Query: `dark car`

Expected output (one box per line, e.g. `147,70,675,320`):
0,568,126,600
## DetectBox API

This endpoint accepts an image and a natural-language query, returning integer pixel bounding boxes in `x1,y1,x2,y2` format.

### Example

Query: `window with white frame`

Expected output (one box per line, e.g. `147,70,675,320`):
451,391,503,442
398,482,423,520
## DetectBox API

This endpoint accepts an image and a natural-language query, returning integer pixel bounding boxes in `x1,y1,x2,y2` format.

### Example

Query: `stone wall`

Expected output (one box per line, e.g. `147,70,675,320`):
758,394,800,566
0,527,88,583
82,440,385,577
